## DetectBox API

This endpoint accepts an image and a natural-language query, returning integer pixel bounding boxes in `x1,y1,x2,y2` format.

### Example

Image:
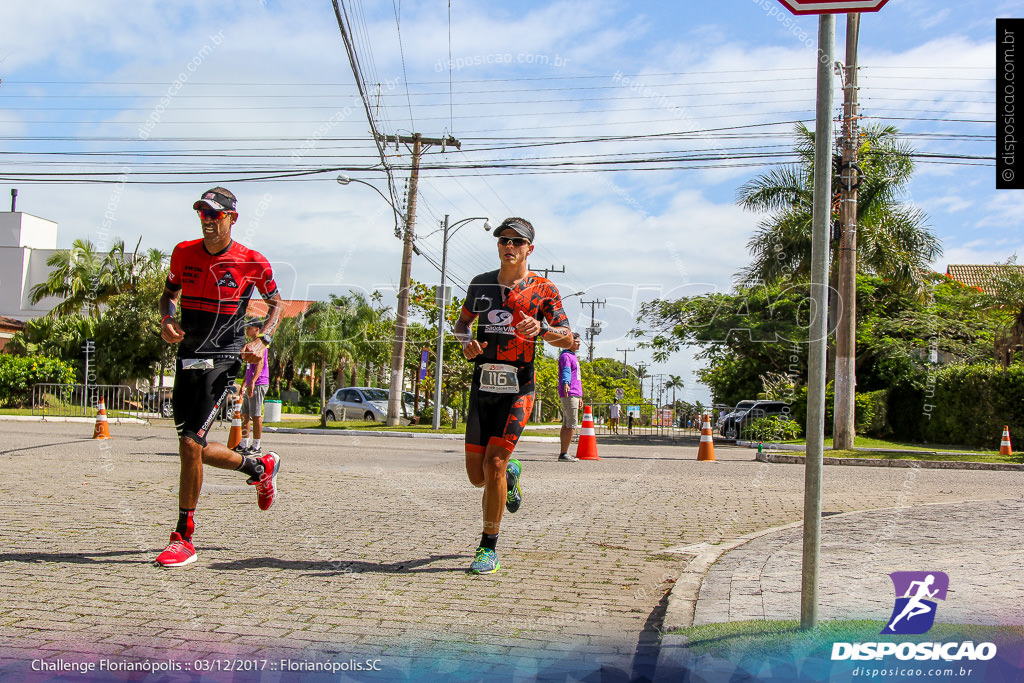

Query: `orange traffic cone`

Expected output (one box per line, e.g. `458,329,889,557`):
697,414,716,462
92,398,111,440
576,405,601,460
1000,425,1013,456
227,397,243,450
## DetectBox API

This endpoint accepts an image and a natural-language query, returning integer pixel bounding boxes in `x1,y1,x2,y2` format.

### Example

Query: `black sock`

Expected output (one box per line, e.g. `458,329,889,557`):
505,469,514,489
236,455,264,479
176,508,195,539
480,533,498,551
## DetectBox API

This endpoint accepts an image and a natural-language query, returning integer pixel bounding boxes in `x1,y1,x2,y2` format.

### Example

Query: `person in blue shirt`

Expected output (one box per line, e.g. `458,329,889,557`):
557,333,583,461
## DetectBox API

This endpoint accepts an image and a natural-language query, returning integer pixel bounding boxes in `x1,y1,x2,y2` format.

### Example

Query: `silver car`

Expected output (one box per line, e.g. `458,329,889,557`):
324,387,416,422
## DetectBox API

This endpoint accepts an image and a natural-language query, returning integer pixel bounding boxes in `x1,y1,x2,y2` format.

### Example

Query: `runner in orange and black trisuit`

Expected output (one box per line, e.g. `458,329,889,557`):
453,217,574,574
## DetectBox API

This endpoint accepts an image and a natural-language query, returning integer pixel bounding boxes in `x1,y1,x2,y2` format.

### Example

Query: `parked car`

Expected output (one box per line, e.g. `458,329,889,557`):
718,400,791,439
323,387,416,422
140,387,174,418
716,400,757,435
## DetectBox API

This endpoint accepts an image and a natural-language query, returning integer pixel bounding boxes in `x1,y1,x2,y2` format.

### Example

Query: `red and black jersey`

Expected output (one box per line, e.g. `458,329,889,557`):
165,239,278,357
461,269,569,366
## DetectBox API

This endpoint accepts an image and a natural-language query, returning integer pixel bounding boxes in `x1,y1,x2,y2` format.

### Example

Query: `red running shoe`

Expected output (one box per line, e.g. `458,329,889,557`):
248,451,280,511
154,532,196,568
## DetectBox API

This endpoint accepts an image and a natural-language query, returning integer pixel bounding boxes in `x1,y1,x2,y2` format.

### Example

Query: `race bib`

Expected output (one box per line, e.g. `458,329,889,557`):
478,363,519,394
181,358,214,370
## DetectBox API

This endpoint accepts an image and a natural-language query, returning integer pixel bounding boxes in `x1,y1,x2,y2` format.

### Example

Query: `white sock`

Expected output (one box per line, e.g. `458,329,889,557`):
253,439,261,450
241,437,250,448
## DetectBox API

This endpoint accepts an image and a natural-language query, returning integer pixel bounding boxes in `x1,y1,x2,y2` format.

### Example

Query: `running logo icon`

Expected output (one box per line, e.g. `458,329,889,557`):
882,571,949,635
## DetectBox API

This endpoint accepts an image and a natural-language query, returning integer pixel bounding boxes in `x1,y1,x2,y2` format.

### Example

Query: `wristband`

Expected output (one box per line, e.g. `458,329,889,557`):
161,315,174,325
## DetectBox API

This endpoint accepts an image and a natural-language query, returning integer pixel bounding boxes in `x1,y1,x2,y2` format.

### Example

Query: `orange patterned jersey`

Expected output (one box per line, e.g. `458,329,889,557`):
461,269,569,366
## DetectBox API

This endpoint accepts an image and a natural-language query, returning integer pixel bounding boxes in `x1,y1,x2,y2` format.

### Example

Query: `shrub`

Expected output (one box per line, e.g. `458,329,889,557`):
789,385,890,437
0,355,77,407
291,377,312,399
419,403,453,427
742,415,801,442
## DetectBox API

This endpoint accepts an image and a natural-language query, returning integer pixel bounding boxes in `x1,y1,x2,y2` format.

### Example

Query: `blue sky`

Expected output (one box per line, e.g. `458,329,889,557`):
0,0,1017,404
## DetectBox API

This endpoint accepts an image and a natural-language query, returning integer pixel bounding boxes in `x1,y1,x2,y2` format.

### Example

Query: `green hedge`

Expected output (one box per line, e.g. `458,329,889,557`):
0,355,77,407
899,363,1024,448
742,415,801,442
789,385,890,438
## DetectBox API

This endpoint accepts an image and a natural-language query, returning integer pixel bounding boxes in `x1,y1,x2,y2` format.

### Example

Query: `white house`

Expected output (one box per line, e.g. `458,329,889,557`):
0,211,61,320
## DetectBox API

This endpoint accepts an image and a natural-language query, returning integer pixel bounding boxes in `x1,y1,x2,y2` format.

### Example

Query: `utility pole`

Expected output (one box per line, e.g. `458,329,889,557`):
530,264,564,279
582,299,606,362
378,133,460,426
617,347,634,379
833,13,861,451
801,14,835,632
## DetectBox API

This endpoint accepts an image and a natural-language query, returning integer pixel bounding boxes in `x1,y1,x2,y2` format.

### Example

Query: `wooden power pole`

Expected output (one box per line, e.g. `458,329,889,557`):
833,13,861,450
379,133,460,426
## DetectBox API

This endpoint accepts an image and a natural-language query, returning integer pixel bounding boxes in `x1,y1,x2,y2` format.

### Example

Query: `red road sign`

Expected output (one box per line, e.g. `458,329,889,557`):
777,0,888,14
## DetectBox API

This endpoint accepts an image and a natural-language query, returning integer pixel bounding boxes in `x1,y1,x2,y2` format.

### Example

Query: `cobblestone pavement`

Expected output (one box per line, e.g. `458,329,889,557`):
1,421,1022,679
691,498,1024,627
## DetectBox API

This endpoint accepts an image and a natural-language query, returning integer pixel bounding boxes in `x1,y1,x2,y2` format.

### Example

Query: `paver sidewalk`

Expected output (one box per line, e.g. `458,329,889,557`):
1,422,1022,680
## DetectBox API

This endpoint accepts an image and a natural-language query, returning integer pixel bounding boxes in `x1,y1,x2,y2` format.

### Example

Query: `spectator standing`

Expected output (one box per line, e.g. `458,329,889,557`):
609,398,621,434
558,333,583,461
237,319,270,455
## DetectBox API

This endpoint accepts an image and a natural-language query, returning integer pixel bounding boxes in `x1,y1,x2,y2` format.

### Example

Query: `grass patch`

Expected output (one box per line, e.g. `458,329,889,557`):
772,435,999,454
675,619,1022,661
827,450,1022,464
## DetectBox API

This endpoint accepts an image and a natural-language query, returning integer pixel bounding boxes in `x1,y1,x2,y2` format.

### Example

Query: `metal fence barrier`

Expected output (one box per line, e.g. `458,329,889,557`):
31,384,166,421
580,402,710,439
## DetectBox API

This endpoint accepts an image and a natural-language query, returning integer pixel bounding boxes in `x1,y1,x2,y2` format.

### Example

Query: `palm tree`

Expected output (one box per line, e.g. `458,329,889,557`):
736,123,941,292
990,258,1024,366
29,238,167,317
29,239,113,317
664,374,683,420
295,302,350,427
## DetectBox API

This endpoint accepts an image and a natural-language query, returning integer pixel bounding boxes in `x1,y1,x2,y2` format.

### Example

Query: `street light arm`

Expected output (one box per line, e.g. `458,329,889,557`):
336,174,405,236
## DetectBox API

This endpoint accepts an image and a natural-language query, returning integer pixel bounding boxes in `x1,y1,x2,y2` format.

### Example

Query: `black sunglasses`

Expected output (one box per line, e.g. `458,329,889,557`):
497,236,531,247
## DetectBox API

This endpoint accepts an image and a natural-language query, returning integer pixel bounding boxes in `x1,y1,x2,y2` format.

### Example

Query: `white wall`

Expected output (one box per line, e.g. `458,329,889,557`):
0,213,61,320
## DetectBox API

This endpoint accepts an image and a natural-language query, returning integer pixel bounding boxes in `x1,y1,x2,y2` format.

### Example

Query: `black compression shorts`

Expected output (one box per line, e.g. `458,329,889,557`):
172,356,241,447
465,364,535,455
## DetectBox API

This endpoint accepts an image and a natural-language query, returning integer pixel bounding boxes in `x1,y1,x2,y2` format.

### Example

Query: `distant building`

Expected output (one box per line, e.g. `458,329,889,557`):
945,264,1024,296
0,211,61,320
246,298,315,320
0,315,26,352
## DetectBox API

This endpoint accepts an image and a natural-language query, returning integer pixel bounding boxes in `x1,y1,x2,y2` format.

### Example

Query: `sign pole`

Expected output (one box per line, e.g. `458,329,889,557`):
801,12,835,630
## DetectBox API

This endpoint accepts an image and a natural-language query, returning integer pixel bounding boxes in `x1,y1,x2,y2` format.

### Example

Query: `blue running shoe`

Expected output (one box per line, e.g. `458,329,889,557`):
505,458,522,513
470,547,500,574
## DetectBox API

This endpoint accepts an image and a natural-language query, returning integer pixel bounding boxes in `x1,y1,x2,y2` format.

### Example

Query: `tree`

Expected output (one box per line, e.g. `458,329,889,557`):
29,238,167,318
737,123,942,446
989,258,1024,365
295,302,348,427
633,274,1004,407
736,123,941,292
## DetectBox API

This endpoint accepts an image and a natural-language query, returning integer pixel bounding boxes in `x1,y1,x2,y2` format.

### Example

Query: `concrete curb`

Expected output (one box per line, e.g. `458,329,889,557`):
755,450,1024,471
737,440,996,458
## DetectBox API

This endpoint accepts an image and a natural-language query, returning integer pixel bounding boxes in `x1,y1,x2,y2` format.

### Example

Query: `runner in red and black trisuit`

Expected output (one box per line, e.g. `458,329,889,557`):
154,187,284,568
454,217,574,574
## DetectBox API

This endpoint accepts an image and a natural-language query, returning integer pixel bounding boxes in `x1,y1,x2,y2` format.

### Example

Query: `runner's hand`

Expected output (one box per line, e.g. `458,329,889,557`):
462,340,487,360
514,312,542,338
161,318,185,344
